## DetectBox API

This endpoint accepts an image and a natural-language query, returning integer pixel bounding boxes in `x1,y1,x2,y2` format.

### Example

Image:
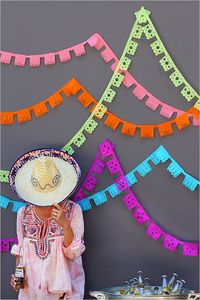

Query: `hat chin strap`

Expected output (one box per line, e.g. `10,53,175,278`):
31,174,61,193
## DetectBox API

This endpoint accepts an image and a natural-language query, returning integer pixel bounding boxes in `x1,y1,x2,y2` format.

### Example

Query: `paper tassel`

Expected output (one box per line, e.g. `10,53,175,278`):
145,96,160,111
69,80,82,95
123,73,136,87
146,222,163,240
143,24,155,40
14,54,26,66
73,133,86,148
106,158,121,174
132,206,150,224
103,88,116,103
94,104,107,119
73,44,86,57
0,238,18,252
111,73,124,88
126,172,138,186
154,145,170,163
107,184,120,198
115,175,129,191
33,102,48,117
167,160,183,178
0,112,14,125
126,40,138,55
58,49,71,62
29,55,41,67
93,192,107,206
92,158,105,174
0,239,9,252
17,109,32,123
183,242,199,256
77,198,92,211
61,145,74,155
0,170,9,183
12,201,25,212
73,191,87,202
181,86,195,102
0,52,12,64
62,80,75,97
121,56,132,71
123,192,139,210
48,93,64,108
136,161,152,177
110,61,119,72
84,175,98,192
0,196,25,211
121,122,136,136
182,175,199,191
160,104,174,118
169,71,184,87
150,40,164,56
192,117,200,127
0,195,9,209
194,99,200,111
101,47,115,62
149,153,161,166
87,33,99,47
92,34,104,50
133,85,147,100
84,119,98,134
100,140,113,157
44,53,56,65
159,55,173,72
78,91,94,108
104,113,120,130
175,114,190,130
140,125,155,138
188,107,199,117
158,122,173,137
163,234,179,252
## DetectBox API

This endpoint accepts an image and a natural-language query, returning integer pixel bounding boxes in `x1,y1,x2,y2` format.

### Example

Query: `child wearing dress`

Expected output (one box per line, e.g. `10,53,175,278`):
9,149,85,299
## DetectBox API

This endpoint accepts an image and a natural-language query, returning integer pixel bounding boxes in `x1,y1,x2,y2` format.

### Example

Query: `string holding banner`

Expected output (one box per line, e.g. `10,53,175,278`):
0,80,74,125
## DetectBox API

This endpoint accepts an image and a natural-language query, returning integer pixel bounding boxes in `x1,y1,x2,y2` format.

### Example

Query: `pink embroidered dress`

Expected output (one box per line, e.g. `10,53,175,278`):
11,200,85,300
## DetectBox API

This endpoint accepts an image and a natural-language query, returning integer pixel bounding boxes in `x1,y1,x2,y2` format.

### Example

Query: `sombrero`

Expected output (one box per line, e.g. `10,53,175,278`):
9,149,81,206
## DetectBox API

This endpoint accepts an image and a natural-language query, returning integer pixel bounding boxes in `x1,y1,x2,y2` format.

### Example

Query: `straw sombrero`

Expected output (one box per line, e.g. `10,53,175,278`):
9,149,81,206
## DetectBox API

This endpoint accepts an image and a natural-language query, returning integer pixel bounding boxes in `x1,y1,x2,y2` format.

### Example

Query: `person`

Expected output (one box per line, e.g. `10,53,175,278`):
9,149,85,299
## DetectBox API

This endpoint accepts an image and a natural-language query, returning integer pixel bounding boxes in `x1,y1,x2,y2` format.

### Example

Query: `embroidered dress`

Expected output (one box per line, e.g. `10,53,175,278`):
11,200,85,300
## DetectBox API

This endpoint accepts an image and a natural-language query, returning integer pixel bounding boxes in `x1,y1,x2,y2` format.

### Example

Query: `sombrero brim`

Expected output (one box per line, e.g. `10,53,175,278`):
9,149,81,206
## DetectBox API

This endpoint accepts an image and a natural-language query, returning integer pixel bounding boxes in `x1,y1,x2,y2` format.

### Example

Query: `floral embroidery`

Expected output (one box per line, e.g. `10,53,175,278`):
22,200,75,260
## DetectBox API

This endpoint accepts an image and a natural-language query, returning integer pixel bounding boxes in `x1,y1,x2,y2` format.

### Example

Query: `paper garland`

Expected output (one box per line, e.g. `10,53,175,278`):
74,140,199,257
0,195,26,212
94,33,200,117
0,144,199,190
65,78,199,139
1,7,199,111
1,11,140,156
0,76,198,178
1,76,199,130
1,76,199,126
0,79,74,124
133,7,200,110
1,141,199,256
